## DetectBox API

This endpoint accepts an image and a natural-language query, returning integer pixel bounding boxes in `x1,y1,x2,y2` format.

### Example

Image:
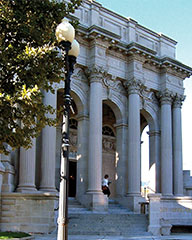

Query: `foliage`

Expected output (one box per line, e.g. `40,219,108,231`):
0,0,82,154
0,231,30,239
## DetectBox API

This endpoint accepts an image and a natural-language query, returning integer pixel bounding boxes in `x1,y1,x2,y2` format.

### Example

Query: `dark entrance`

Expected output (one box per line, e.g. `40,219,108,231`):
69,161,77,197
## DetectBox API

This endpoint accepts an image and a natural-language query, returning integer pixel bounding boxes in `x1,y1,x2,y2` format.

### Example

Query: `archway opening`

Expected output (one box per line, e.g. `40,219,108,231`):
141,125,150,197
102,103,116,198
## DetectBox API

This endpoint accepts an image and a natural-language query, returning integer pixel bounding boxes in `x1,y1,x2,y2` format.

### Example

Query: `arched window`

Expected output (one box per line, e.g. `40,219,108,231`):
69,118,78,129
102,126,115,137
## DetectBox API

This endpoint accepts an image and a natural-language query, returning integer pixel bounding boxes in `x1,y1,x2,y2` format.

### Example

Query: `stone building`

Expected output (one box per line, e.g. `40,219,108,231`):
1,0,192,235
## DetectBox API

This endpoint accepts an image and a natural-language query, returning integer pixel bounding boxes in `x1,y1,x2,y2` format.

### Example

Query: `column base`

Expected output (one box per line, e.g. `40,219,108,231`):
39,187,58,193
79,191,108,211
117,194,144,213
17,185,37,193
148,225,161,236
2,184,15,193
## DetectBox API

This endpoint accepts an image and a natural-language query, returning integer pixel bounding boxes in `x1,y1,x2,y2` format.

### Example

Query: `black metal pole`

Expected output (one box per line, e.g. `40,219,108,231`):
57,41,76,240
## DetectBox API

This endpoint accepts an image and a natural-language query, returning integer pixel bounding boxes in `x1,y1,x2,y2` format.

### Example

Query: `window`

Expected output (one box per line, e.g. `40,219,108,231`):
69,118,77,129
102,126,115,136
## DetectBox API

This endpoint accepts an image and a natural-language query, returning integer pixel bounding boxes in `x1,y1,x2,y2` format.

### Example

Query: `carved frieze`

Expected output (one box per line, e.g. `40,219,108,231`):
102,136,116,153
103,75,126,94
140,87,159,112
69,130,77,147
72,67,88,83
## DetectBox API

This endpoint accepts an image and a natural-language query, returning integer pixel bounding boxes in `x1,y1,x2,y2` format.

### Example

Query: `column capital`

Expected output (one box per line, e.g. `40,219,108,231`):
125,78,142,95
158,89,174,105
86,65,107,84
173,94,185,108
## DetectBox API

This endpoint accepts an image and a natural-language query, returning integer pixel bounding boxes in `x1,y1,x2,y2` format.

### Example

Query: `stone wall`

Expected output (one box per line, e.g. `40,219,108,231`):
183,170,192,196
0,193,58,233
148,194,192,236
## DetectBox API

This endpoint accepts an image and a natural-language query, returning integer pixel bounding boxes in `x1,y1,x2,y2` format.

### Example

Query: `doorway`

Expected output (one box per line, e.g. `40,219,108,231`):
69,161,77,197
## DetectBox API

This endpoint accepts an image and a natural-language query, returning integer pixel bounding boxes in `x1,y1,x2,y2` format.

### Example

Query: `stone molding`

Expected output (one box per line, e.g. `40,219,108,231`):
147,130,160,137
114,122,128,128
1,192,58,199
72,66,88,83
103,75,125,94
76,114,89,121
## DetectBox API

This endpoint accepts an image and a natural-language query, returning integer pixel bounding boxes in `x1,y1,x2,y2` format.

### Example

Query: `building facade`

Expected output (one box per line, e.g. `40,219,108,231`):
1,0,192,235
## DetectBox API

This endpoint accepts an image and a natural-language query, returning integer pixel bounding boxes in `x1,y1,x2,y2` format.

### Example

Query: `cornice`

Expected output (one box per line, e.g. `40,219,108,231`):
75,24,192,80
81,1,176,44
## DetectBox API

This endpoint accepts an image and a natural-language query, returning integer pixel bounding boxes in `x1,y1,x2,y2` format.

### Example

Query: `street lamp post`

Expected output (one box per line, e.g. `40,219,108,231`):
55,18,80,240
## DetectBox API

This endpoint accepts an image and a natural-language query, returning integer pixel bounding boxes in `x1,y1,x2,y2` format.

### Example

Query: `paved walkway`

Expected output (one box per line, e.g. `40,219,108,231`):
32,233,192,240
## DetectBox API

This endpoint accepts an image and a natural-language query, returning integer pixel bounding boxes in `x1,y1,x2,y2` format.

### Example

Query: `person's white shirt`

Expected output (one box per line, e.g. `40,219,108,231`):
102,178,109,187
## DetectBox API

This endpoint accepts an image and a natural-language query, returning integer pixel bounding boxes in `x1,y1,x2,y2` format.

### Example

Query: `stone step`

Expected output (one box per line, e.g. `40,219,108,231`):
67,198,149,236
68,214,149,235
68,197,91,214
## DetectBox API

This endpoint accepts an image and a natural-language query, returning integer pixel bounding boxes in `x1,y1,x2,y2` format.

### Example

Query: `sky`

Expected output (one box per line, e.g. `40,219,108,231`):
96,0,192,178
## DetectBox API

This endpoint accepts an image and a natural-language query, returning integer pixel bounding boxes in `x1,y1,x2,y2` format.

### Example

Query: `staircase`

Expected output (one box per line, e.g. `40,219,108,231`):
68,198,151,237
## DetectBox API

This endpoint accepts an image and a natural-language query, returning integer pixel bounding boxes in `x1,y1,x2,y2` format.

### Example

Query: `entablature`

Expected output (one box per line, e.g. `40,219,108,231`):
73,0,178,58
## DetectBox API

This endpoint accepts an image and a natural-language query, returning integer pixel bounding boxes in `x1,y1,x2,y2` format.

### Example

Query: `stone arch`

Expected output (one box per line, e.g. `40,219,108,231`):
71,81,88,116
140,102,160,133
103,93,127,124
140,103,160,194
102,101,117,198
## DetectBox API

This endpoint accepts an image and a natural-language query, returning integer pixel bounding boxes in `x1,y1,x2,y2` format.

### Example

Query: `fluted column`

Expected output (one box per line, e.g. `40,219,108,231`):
85,66,107,211
1,147,15,192
127,80,141,196
76,114,89,198
0,154,5,193
159,90,173,196
17,138,37,192
39,89,57,192
148,130,161,193
115,123,128,197
173,94,185,196
87,68,103,193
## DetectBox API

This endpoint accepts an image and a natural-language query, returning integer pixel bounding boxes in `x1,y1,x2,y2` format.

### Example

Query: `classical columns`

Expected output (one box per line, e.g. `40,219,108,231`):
85,66,107,211
148,131,161,193
159,90,173,196
115,123,128,197
173,95,184,196
76,114,89,199
87,70,103,194
39,89,57,192
0,154,5,193
1,150,15,193
127,80,141,196
17,138,37,192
